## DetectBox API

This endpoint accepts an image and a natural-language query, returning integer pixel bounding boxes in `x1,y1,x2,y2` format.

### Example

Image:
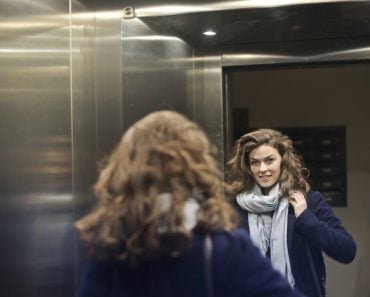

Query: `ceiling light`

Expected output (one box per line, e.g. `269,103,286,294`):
203,30,216,36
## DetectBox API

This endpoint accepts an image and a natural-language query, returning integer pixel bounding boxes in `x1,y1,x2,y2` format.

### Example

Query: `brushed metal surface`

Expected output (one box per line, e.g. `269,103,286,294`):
70,7,97,292
94,10,124,158
192,54,225,168
0,1,74,296
121,17,194,129
135,0,370,17
77,0,370,14
222,47,370,66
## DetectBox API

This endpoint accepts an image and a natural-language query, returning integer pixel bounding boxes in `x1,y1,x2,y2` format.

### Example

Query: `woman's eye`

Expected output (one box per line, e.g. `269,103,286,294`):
267,158,274,164
250,160,259,166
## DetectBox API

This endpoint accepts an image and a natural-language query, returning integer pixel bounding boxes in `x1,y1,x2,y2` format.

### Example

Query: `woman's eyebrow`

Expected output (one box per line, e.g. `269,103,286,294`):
250,154,275,161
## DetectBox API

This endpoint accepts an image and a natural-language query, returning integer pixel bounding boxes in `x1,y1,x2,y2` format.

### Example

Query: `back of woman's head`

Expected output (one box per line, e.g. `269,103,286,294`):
227,128,310,197
76,110,238,265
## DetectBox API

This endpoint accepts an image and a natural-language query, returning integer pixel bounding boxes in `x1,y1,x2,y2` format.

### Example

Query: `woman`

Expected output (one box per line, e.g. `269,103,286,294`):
227,128,356,297
76,111,305,297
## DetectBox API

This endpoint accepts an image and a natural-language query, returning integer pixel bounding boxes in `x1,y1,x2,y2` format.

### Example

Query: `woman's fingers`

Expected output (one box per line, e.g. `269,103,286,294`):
288,191,307,217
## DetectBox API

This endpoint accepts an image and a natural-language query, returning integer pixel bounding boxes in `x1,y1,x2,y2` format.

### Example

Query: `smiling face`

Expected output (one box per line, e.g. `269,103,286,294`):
249,144,282,194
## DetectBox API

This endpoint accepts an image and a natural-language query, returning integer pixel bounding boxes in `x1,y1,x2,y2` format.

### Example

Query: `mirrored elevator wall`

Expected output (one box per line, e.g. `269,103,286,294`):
2,1,370,296
120,17,226,164
0,1,219,296
0,1,73,296
0,1,127,295
121,18,192,124
91,3,370,297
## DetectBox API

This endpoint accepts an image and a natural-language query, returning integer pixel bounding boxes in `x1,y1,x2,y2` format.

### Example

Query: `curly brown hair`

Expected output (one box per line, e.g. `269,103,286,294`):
75,110,238,265
227,128,310,198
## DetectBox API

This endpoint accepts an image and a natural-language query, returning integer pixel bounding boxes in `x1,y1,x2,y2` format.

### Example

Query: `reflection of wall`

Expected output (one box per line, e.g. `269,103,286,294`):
230,63,370,297
122,18,193,129
120,20,226,167
192,54,224,165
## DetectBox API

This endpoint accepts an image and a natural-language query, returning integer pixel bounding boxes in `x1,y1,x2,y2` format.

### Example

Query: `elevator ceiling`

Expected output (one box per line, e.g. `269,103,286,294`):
81,1,370,54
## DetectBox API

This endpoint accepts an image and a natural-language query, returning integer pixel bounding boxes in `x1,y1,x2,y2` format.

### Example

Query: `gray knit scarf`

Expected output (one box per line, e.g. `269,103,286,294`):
236,183,295,287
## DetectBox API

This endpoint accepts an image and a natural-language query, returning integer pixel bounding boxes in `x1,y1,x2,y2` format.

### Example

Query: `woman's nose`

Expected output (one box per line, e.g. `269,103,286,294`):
259,162,268,171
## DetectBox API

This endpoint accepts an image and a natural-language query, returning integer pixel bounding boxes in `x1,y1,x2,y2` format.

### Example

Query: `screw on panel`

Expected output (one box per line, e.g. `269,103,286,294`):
123,6,135,19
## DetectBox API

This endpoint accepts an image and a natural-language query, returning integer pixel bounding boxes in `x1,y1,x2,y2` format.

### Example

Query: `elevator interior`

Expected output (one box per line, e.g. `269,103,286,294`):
1,0,370,296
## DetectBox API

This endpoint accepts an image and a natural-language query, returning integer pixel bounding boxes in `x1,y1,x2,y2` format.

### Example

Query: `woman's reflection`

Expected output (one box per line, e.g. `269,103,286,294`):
227,128,356,297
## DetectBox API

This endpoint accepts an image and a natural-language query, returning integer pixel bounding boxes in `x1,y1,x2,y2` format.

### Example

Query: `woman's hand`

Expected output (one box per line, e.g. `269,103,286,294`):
289,190,307,218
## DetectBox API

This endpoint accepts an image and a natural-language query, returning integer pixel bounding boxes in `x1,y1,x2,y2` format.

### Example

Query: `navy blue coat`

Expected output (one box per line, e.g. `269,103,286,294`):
78,229,305,297
234,191,356,297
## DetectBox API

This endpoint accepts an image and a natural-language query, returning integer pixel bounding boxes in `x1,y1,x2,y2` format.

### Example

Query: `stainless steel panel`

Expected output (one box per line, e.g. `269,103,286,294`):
0,1,74,296
222,47,370,66
95,11,124,158
77,0,370,15
70,6,97,291
193,54,225,169
121,17,194,129
134,0,368,17
70,9,128,290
